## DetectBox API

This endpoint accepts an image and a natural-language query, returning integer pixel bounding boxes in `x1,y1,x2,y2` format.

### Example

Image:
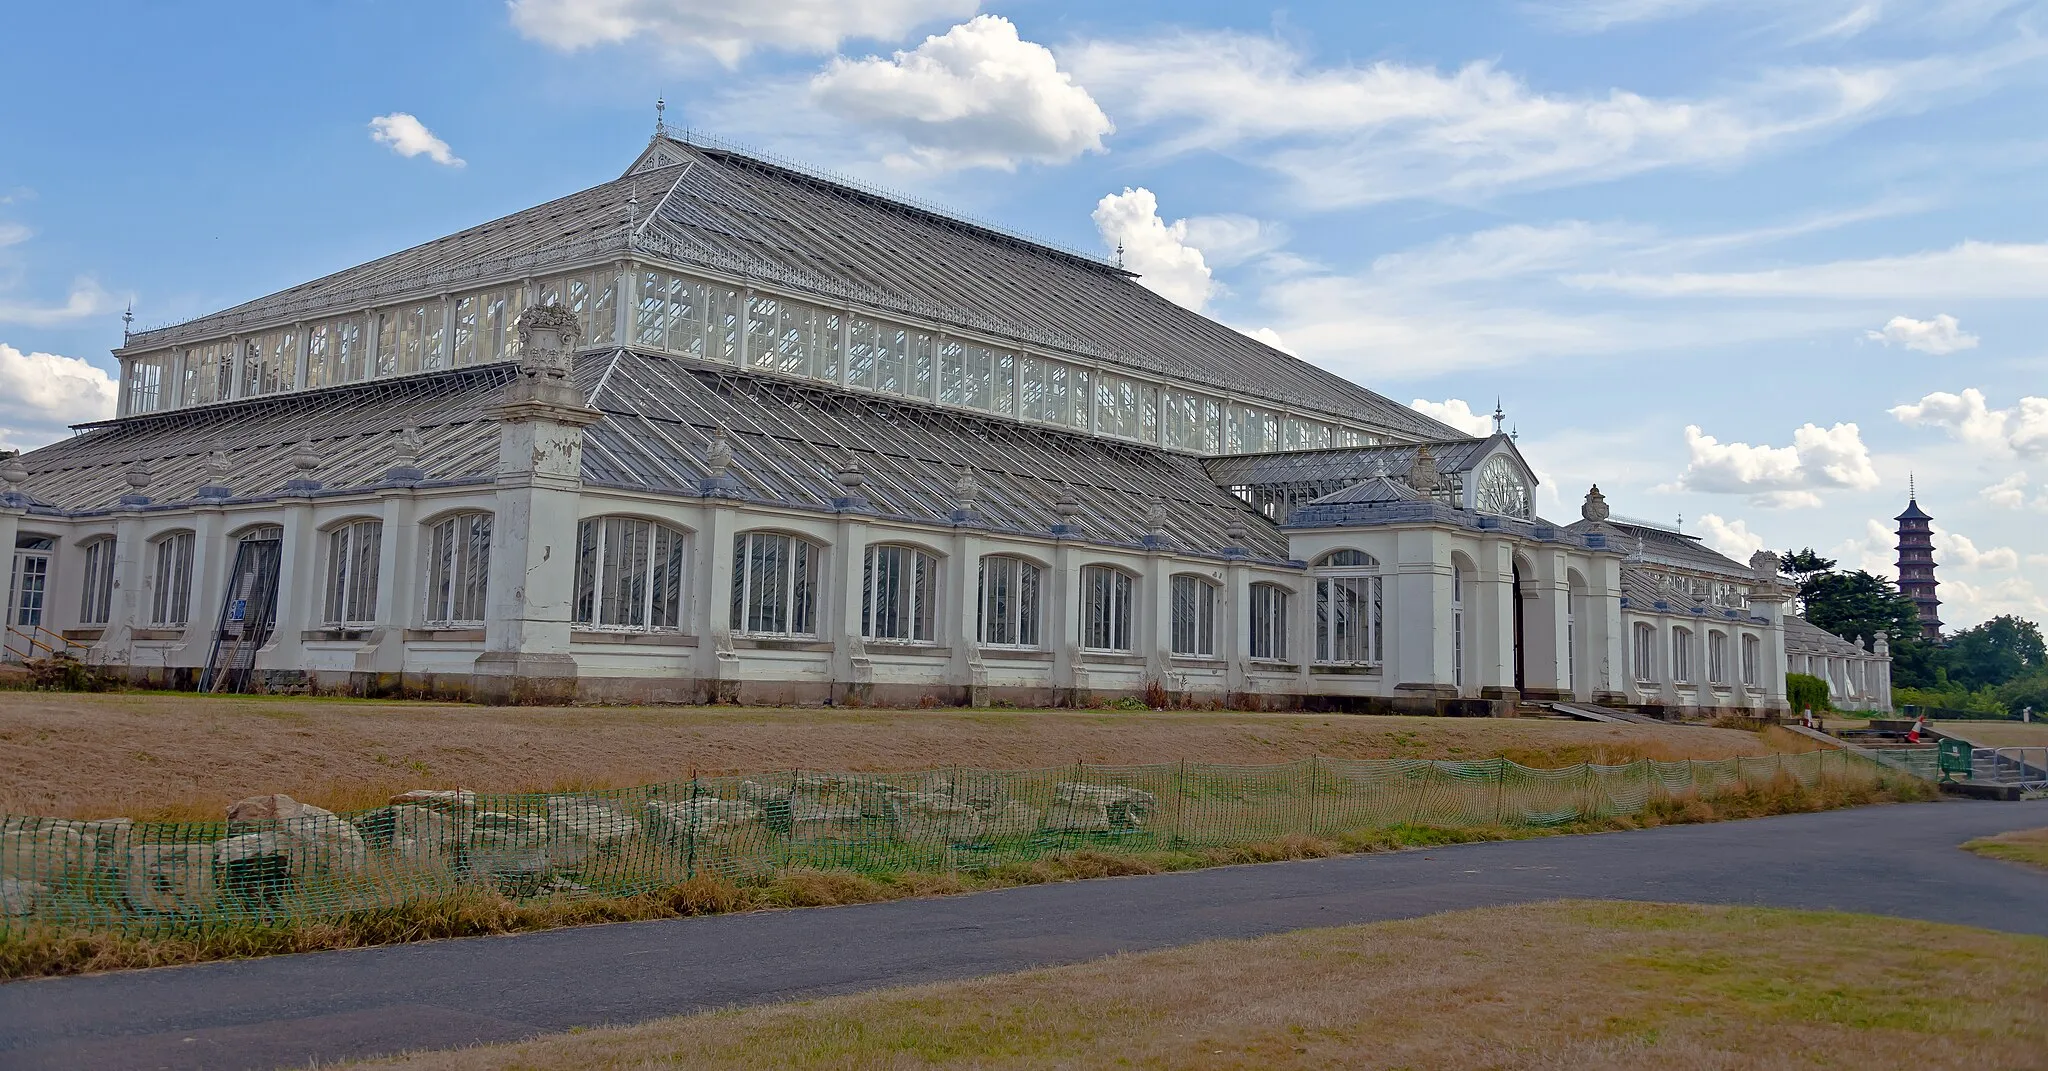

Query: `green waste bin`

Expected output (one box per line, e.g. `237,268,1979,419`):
1937,738,1973,783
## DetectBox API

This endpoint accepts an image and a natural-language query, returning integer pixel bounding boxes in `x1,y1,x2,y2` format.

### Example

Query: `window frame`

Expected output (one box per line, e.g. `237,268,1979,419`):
976,554,1042,649
862,543,939,644
1312,550,1382,666
1633,622,1658,683
1169,574,1219,658
77,536,116,626
1248,582,1290,662
1707,630,1729,686
323,519,384,629
423,512,491,628
1079,564,1136,653
731,530,822,639
1672,626,1694,684
149,530,195,628
1741,634,1761,687
573,516,688,633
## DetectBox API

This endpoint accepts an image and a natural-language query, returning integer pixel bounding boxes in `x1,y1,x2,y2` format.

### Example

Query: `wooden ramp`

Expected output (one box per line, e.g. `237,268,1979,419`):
1545,702,1667,726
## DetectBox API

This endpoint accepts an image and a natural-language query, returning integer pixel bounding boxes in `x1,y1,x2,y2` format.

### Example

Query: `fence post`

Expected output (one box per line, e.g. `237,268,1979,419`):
1308,754,1321,837
685,772,700,881
1494,758,1508,826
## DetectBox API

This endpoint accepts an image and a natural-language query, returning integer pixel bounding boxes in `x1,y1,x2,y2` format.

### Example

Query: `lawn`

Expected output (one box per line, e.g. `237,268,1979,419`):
344,900,2048,1071
0,693,1786,820
1936,721,2048,749
1964,827,2048,871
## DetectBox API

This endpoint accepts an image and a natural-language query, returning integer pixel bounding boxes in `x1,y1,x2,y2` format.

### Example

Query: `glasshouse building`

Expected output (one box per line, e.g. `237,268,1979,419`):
0,131,1865,715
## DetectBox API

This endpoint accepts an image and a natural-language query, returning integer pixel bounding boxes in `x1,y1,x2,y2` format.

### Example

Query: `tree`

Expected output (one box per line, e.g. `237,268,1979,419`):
1798,570,1920,649
1778,548,1837,586
1943,615,2047,690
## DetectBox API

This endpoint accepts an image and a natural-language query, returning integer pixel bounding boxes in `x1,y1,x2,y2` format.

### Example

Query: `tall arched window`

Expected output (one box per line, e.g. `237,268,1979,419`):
1633,622,1657,682
1313,550,1381,665
978,555,1041,648
1249,583,1289,661
78,537,116,626
1451,565,1466,688
732,531,820,637
1169,575,1218,657
863,543,938,643
1741,634,1761,686
574,517,687,631
324,520,382,628
150,531,195,628
424,512,491,627
1707,630,1729,685
1080,565,1135,652
1672,627,1694,684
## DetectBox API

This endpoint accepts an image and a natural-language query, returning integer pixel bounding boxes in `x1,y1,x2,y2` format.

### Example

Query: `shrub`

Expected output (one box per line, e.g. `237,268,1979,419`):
1786,673,1831,714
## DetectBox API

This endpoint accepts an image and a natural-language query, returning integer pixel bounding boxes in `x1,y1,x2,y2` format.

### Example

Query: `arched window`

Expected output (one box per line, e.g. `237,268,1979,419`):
1707,630,1729,685
1451,565,1467,688
78,537,116,626
150,531,195,627
732,531,820,637
1633,622,1657,682
9,534,54,629
1249,582,1289,661
1313,550,1381,665
863,543,938,643
574,517,687,631
1672,627,1694,684
1473,455,1532,518
1741,634,1761,687
1080,565,1135,652
1170,575,1218,657
978,555,1041,648
424,512,491,627
324,520,383,628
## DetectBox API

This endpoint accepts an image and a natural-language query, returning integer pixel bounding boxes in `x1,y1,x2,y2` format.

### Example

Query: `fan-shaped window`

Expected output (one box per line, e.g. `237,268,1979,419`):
863,543,938,643
732,531,820,637
574,517,687,631
424,513,491,627
151,531,195,628
1170,575,1218,657
1313,550,1381,665
1473,455,1532,519
978,555,1041,648
1080,565,1136,652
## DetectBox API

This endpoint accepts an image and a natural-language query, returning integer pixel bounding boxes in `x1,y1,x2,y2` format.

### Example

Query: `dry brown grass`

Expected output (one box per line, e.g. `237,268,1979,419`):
1936,721,2048,748
1963,827,2048,871
343,900,2048,1071
1,773,1929,982
0,693,1779,820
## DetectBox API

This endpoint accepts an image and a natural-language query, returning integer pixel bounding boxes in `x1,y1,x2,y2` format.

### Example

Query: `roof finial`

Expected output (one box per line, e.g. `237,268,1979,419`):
122,301,134,340
1909,471,1916,500
655,96,667,139
1492,397,1505,435
1114,240,1124,269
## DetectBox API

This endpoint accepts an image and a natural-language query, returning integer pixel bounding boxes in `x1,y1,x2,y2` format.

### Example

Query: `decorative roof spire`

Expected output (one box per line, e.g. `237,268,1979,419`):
655,96,667,139
121,302,134,341
1491,398,1506,435
1909,471,1917,501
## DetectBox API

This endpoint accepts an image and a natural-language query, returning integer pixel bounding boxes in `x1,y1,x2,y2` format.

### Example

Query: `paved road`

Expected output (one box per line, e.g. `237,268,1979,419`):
4,799,2045,1070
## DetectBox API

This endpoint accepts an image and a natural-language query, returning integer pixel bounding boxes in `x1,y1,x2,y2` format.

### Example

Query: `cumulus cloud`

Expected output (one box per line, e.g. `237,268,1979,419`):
1830,518,1898,575
1092,187,1214,311
1064,31,2044,208
1672,421,1881,507
1696,512,1767,560
368,113,464,167
1939,574,2048,627
0,341,117,452
1933,523,2020,570
1980,472,2031,509
0,277,118,328
1244,326,1291,352
0,222,29,249
510,0,979,66
1866,313,1978,354
1409,398,1496,438
1890,388,2048,457
811,15,1111,170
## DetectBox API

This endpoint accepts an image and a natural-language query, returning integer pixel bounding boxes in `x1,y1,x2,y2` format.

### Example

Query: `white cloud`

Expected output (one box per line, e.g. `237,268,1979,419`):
1178,215,1284,269
1538,0,2032,36
811,15,1110,171
1065,32,2045,208
1939,574,2048,627
0,277,118,328
1671,421,1881,506
0,342,117,452
1696,512,1768,560
1573,240,2048,298
1829,518,1897,575
0,222,29,249
1244,326,1291,353
1933,523,2020,570
1890,388,2048,457
367,114,464,168
1980,472,2031,509
509,0,979,66
1866,313,1978,354
1409,398,1496,438
1092,187,1214,311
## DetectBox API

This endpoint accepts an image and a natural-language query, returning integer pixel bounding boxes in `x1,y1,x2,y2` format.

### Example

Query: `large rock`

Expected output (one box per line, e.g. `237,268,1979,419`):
384,805,468,870
0,822,94,884
643,797,763,847
546,797,641,871
466,811,551,891
0,877,46,917
124,843,214,914
891,792,983,844
215,832,293,910
974,800,1043,840
787,777,889,843
1045,783,1157,833
227,793,367,876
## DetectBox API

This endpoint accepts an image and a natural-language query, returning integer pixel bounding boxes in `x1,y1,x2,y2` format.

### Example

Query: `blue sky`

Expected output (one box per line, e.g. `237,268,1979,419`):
3,0,2045,628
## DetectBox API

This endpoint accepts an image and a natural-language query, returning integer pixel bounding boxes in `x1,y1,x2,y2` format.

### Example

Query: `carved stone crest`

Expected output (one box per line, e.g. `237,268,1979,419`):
514,304,582,380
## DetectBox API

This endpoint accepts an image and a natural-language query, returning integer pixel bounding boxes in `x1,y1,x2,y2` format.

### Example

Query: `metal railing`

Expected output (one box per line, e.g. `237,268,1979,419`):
2,621,66,664
1972,747,2048,789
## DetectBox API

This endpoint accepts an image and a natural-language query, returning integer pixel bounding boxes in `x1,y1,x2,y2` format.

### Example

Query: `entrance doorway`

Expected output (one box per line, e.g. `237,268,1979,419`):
202,526,284,693
1511,561,1527,694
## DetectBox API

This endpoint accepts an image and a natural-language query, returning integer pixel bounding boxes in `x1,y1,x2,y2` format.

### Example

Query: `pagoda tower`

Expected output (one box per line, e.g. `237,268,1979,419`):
1895,482,1941,640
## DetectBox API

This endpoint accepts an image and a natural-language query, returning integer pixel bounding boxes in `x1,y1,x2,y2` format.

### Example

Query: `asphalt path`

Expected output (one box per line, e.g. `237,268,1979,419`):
3,798,2045,1070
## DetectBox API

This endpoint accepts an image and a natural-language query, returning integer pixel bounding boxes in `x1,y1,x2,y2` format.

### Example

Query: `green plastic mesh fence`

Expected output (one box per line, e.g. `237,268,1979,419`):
0,749,1909,935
